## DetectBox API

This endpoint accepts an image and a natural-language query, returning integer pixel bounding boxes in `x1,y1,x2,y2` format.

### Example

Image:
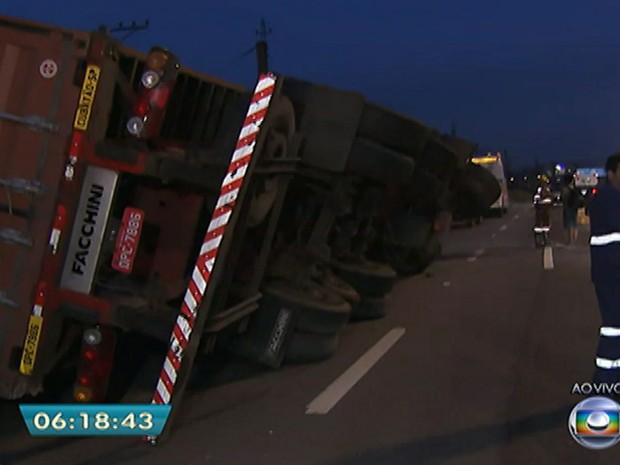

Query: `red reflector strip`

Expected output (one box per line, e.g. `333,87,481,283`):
52,204,68,229
49,204,68,254
150,74,277,410
33,282,46,309
69,131,85,160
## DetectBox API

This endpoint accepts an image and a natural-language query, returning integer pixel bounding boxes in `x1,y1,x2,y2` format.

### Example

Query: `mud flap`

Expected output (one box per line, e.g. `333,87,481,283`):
231,305,298,369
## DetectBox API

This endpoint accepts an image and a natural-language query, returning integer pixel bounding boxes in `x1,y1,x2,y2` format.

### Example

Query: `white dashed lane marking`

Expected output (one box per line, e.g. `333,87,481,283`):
306,328,406,415
543,246,554,270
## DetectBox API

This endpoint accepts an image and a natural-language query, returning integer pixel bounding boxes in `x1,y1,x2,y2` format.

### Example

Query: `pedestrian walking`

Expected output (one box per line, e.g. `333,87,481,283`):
588,153,620,383
562,174,580,245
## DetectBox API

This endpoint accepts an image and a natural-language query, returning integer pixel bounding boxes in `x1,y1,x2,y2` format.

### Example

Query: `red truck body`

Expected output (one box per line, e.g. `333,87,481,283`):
0,15,296,402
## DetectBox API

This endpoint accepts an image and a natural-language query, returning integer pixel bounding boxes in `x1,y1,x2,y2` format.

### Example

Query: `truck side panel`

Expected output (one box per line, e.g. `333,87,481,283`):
0,18,89,398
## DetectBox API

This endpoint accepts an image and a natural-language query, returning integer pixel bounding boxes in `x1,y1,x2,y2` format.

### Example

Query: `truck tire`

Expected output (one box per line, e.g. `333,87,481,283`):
247,97,297,228
415,233,442,274
265,97,296,141
284,331,340,364
351,296,387,321
320,268,361,307
381,228,442,276
262,281,352,336
246,177,280,228
229,301,297,369
346,137,415,185
331,258,397,298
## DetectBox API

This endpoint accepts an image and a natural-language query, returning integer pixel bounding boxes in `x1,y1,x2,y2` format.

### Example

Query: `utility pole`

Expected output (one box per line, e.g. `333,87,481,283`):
255,19,272,75
100,20,149,42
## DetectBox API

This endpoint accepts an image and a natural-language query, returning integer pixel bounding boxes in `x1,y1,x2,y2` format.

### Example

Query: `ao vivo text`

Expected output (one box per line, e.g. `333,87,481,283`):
571,383,620,395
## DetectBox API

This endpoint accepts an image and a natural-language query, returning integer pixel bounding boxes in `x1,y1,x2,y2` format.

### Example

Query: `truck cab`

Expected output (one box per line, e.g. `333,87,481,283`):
471,153,509,215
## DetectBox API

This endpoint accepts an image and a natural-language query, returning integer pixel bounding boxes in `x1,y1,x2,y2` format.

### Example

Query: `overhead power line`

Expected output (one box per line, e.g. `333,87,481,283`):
99,20,150,42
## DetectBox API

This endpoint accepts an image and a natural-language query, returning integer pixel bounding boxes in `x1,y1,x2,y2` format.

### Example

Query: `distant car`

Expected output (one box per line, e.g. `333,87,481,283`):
574,168,605,206
578,186,599,208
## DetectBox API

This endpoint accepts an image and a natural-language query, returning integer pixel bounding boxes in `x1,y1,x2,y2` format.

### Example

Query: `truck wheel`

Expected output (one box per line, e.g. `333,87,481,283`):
264,96,296,142
262,281,352,336
351,296,387,320
284,331,339,363
247,97,296,228
246,176,279,228
331,258,397,298
319,267,361,307
406,231,441,275
346,137,415,185
378,229,441,276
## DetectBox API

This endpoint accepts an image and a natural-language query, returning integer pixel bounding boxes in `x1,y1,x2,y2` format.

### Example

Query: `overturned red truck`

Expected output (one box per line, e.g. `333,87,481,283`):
0,16,301,404
0,15,499,434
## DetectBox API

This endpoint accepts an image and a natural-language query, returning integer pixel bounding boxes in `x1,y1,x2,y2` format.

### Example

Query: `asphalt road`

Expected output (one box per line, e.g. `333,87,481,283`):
1,201,619,464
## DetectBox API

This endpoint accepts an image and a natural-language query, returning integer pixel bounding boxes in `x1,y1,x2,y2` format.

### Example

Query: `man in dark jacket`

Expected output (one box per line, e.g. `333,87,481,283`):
562,175,580,245
589,153,620,383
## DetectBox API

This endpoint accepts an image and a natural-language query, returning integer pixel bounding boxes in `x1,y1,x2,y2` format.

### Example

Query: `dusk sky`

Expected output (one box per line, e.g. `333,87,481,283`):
5,0,620,169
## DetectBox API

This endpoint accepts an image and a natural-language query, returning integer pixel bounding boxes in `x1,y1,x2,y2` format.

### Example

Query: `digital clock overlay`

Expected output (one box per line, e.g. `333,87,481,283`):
19,404,171,436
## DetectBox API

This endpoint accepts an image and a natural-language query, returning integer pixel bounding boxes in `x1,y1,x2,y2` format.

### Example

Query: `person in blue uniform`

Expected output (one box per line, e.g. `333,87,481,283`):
589,153,620,383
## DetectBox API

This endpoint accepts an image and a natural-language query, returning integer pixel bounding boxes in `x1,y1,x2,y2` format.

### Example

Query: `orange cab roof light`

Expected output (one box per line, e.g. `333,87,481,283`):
471,155,499,165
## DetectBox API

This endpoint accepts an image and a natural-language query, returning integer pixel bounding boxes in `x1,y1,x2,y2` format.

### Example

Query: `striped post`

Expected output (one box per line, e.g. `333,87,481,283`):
149,73,277,419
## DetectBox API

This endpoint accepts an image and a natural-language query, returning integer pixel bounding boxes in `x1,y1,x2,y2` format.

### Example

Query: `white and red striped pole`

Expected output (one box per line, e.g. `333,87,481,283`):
147,74,277,435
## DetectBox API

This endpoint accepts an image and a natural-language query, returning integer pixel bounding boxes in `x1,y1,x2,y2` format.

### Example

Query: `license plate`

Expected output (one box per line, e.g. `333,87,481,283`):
73,64,100,131
19,315,43,375
112,207,145,274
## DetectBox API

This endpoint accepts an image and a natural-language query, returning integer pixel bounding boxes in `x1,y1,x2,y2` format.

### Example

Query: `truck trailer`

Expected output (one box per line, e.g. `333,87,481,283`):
0,16,300,409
